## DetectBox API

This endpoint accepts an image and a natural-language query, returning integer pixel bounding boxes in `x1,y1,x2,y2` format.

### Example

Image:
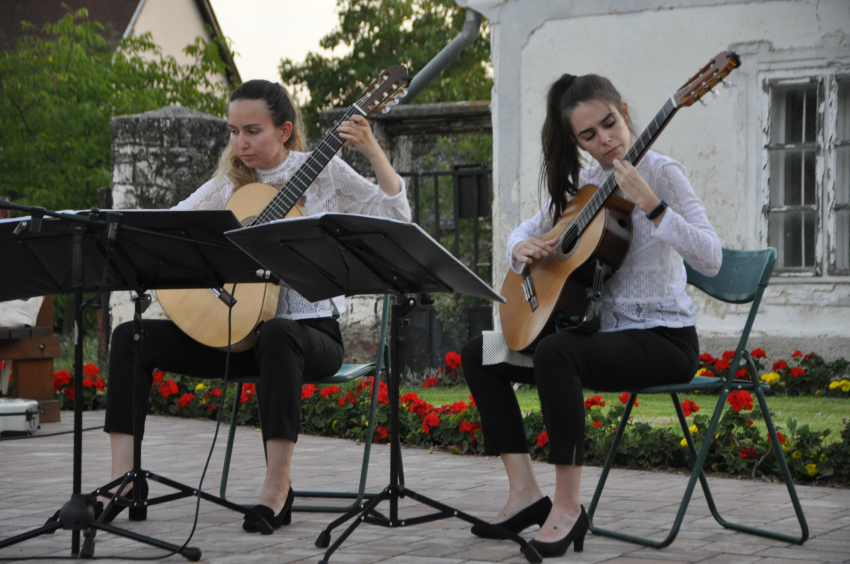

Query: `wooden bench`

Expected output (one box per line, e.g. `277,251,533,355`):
0,296,61,422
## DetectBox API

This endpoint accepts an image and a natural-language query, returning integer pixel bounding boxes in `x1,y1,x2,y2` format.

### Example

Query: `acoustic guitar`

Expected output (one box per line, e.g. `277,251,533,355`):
500,51,740,353
157,65,411,352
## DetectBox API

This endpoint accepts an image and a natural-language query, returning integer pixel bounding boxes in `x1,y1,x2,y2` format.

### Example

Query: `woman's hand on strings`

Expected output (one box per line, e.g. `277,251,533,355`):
337,115,383,160
513,237,558,265
612,159,661,214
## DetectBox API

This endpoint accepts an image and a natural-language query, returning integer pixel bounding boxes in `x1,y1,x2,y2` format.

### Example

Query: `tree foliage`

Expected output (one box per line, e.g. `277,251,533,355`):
0,9,233,211
279,0,492,137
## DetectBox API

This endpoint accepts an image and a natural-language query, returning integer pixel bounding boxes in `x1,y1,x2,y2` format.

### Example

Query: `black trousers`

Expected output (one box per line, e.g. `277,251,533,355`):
104,317,344,443
462,326,699,465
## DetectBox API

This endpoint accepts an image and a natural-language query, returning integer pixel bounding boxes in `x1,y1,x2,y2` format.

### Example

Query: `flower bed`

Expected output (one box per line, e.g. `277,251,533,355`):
52,348,850,486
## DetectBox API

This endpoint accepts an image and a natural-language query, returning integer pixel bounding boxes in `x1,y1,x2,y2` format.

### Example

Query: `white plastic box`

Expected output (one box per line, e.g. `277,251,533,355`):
0,398,41,437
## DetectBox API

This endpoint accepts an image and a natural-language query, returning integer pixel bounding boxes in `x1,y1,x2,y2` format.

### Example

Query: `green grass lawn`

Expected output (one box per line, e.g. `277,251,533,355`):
403,385,849,439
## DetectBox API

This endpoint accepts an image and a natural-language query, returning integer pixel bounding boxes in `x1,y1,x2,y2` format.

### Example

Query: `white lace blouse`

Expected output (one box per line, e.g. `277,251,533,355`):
507,150,722,332
173,151,412,320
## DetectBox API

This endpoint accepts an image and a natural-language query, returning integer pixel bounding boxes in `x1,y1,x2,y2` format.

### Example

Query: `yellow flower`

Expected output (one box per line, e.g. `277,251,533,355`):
792,451,803,459
805,463,818,477
689,425,699,434
195,383,206,391
365,421,369,427
841,380,850,393
696,368,712,376
680,438,689,447
829,381,840,390
715,434,720,439
760,372,781,385
780,382,786,386
332,419,338,430
782,444,790,451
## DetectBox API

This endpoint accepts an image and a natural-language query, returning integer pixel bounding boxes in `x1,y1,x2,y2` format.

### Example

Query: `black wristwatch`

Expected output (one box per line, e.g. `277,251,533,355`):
646,200,668,220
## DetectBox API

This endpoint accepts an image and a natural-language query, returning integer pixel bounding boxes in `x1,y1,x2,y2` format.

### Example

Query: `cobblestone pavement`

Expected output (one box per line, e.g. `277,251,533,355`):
1,412,848,563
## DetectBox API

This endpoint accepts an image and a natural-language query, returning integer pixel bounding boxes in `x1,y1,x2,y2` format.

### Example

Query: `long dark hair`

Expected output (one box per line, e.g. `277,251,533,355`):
540,74,627,222
216,79,306,188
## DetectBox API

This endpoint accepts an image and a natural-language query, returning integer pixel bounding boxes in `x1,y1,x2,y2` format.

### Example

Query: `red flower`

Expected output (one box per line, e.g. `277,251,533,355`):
803,354,811,360
449,401,469,414
727,390,754,412
176,393,195,409
584,395,605,409
206,387,223,398
372,426,389,442
735,368,749,380
618,392,638,407
400,392,419,403
152,370,164,385
422,412,440,433
772,360,787,371
746,419,754,425
53,369,72,392
82,376,95,388
82,363,100,377
93,377,106,392
739,446,758,459
536,430,549,447
468,394,476,408
301,384,317,400
791,350,802,358
320,385,340,398
789,367,805,377
722,350,736,361
423,377,439,388
699,352,715,364
64,387,75,401
159,379,178,398
408,398,434,418
750,348,766,359
714,359,731,371
681,398,700,417
775,431,787,444
593,421,602,428
445,351,462,370
240,382,256,404
377,381,389,404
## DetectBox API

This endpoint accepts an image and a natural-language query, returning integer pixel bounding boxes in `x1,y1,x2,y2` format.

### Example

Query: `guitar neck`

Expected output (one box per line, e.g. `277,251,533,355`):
571,97,679,234
252,104,366,225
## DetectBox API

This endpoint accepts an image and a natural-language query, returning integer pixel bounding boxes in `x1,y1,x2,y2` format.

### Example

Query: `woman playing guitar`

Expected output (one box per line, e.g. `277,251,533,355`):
461,73,722,557
101,80,411,531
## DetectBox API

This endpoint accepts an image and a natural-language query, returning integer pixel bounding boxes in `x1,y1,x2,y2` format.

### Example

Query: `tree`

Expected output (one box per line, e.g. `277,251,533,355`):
279,0,491,137
0,9,233,212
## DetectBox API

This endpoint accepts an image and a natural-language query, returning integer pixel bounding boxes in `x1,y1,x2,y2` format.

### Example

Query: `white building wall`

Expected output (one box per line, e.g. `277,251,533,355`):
457,0,850,356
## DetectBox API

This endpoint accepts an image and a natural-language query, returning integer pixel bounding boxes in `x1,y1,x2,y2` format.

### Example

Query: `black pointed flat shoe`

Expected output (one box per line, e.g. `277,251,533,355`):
243,487,294,534
528,505,589,558
471,496,552,539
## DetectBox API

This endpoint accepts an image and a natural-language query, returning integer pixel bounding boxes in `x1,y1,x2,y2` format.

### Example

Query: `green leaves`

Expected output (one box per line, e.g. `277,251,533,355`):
279,0,492,137
0,9,232,211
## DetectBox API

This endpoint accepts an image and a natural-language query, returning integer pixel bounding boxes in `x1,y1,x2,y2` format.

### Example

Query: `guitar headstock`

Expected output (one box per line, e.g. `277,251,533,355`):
356,65,412,115
674,51,741,108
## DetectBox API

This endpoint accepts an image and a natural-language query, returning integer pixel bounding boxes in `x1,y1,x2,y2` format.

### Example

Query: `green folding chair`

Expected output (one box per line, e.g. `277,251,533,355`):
219,294,393,513
587,248,808,547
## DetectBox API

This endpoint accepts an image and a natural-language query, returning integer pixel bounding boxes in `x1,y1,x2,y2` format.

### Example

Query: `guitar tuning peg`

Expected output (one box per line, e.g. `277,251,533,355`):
381,106,391,114
399,88,409,98
711,89,720,99
391,98,400,105
722,80,734,89
700,99,709,107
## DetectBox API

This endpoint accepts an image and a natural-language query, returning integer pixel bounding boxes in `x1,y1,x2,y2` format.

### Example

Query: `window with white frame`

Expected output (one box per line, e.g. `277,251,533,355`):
766,75,849,276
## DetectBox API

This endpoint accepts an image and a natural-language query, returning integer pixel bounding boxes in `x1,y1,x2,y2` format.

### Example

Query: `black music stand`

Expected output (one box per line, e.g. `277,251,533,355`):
0,206,275,560
226,213,543,564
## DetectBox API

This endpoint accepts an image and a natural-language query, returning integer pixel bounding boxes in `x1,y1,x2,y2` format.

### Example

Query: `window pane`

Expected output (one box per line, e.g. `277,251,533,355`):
837,210,850,270
770,85,817,144
769,211,817,268
769,149,816,206
838,81,850,141
838,146,850,206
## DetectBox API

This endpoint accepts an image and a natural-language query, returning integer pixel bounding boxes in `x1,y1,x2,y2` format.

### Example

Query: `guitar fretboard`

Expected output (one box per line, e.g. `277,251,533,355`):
564,98,678,242
252,104,365,226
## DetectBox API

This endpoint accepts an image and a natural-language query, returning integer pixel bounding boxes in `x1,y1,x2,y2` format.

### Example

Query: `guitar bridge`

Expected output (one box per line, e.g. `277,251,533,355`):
521,272,539,312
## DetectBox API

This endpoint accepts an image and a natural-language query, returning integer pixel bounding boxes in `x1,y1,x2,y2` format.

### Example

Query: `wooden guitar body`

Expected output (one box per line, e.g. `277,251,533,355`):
156,183,303,352
499,185,633,353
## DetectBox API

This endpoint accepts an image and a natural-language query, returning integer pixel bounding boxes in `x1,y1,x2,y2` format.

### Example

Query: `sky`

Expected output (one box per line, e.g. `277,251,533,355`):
207,0,349,90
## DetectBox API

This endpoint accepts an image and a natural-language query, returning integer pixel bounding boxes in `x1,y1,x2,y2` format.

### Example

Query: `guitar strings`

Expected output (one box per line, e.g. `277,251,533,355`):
524,99,676,290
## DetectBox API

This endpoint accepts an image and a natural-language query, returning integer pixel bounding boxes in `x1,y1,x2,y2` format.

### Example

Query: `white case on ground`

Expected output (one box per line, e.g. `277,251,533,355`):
0,398,41,436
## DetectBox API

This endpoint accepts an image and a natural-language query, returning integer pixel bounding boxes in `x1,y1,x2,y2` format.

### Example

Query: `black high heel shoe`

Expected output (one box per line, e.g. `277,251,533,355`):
242,487,294,534
96,477,149,524
528,505,589,558
471,496,552,539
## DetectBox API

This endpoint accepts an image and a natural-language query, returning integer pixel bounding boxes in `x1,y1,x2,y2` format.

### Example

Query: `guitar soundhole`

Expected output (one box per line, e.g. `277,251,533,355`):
618,218,628,229
561,238,577,255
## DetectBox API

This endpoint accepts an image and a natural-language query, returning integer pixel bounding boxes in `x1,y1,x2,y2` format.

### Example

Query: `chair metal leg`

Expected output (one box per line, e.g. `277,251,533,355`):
587,393,636,523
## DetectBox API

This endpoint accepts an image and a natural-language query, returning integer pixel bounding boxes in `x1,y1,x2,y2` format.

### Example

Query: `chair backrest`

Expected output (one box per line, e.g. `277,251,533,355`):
685,248,776,305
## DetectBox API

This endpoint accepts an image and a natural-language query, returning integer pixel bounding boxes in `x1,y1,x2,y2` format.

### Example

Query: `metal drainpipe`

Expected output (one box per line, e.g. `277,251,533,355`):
399,9,483,104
